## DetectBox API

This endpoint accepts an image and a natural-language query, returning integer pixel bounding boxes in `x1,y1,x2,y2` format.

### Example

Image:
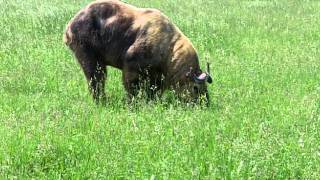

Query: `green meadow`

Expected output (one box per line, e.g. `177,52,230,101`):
1,0,320,178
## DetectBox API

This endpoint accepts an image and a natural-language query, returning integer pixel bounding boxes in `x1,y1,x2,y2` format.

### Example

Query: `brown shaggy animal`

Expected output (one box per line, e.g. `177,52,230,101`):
64,0,212,104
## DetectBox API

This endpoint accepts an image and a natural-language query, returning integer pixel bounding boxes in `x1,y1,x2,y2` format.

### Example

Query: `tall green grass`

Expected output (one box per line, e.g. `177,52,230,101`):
1,0,319,178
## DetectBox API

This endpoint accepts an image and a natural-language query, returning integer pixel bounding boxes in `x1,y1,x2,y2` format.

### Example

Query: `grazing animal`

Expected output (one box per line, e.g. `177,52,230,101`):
64,0,212,104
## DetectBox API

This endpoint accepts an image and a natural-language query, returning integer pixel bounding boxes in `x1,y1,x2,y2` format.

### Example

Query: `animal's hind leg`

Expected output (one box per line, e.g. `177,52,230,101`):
74,46,106,103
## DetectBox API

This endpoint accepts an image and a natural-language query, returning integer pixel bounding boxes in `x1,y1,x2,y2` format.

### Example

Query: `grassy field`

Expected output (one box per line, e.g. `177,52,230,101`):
1,0,320,178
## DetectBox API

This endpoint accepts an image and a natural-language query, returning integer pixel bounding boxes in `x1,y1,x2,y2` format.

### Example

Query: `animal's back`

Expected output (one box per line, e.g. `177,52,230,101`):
64,0,138,51
64,1,178,67
64,0,197,72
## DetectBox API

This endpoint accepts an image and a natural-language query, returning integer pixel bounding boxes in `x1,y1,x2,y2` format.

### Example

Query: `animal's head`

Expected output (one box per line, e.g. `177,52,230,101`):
184,63,213,105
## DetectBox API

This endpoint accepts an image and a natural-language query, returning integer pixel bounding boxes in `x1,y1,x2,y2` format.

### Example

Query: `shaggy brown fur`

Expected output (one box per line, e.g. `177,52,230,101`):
64,0,212,103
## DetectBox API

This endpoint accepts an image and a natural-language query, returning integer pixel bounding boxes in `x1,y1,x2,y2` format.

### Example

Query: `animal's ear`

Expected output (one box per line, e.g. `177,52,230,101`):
194,73,213,84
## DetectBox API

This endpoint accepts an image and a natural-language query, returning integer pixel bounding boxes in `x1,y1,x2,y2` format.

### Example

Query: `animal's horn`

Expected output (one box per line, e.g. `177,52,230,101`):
207,62,211,74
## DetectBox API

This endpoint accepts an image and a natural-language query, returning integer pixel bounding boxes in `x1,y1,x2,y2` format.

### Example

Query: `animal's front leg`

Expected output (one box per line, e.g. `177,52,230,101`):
122,70,141,102
146,75,164,101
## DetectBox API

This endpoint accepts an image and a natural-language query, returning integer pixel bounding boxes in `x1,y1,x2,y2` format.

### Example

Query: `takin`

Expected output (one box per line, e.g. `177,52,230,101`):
63,0,212,104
